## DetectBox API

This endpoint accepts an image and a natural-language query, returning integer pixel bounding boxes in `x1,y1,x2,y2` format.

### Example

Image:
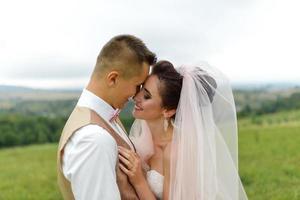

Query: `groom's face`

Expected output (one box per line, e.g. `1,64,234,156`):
113,62,149,109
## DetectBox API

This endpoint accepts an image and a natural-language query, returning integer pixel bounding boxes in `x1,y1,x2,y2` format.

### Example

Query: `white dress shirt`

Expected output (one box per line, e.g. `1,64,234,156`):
62,89,133,200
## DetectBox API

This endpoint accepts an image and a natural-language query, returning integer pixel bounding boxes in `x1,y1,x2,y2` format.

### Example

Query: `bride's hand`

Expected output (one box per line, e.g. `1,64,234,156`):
118,146,145,186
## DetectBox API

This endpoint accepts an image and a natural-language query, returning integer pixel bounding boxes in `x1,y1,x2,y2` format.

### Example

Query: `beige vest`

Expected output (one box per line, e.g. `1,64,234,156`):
57,106,139,200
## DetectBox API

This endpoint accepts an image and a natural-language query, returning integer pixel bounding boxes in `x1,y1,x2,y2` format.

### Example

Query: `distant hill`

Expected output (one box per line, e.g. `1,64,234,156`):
232,82,300,91
0,85,81,100
0,85,136,119
0,85,35,93
234,86,300,112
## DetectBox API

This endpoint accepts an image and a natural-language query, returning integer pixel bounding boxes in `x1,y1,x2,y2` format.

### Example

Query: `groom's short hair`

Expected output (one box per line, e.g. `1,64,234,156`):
94,34,156,78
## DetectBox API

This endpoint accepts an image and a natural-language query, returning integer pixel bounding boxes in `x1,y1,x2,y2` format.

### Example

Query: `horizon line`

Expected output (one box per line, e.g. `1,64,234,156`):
1,81,300,91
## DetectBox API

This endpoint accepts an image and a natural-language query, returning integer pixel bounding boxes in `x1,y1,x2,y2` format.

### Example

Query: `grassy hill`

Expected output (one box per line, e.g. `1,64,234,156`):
0,144,62,200
0,109,300,199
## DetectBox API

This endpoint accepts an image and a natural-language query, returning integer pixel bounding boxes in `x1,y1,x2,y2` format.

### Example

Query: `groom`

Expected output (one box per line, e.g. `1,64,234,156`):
57,35,156,200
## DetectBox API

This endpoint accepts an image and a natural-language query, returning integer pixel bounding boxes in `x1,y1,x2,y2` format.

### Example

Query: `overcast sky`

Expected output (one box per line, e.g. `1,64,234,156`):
0,0,299,89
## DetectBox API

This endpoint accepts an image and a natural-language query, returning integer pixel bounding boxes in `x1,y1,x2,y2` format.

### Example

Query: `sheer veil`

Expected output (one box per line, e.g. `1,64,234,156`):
130,63,248,199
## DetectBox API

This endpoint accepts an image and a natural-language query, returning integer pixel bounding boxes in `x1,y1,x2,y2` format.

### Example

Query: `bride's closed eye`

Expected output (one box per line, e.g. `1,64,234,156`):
143,93,151,100
142,88,152,100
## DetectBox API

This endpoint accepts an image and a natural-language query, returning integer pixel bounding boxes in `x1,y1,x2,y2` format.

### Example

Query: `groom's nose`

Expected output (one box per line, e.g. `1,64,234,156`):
133,94,138,102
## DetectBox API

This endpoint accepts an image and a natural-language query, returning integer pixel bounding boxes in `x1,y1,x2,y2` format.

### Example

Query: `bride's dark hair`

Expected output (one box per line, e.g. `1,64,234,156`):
151,60,217,115
151,61,183,113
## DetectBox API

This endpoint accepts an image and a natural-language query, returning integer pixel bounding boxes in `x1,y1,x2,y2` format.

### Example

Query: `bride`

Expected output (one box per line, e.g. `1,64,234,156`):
118,60,248,199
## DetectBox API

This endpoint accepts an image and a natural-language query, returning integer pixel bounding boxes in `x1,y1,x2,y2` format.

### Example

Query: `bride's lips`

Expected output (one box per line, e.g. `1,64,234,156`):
134,105,143,111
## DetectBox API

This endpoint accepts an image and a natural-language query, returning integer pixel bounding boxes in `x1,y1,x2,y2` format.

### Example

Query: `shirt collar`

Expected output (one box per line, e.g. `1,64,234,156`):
77,89,117,122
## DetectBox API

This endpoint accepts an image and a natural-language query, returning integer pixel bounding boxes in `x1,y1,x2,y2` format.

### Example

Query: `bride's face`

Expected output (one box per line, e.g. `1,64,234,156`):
133,75,165,120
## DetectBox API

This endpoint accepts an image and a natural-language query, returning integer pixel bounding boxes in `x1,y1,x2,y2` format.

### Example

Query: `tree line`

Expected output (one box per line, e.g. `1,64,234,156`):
0,92,299,148
0,114,134,149
238,92,300,117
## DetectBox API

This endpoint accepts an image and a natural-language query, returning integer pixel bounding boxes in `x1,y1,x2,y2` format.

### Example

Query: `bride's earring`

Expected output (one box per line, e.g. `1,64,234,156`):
164,118,169,132
170,118,175,127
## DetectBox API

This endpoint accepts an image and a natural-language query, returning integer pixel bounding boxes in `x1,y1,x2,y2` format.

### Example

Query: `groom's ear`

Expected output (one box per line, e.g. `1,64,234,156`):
163,109,176,118
106,71,119,87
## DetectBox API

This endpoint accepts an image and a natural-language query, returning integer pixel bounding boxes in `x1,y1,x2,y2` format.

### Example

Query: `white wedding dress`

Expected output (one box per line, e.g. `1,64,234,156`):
146,169,164,200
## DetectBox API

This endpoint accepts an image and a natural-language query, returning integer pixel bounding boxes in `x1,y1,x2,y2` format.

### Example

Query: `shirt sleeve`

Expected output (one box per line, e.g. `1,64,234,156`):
62,124,121,200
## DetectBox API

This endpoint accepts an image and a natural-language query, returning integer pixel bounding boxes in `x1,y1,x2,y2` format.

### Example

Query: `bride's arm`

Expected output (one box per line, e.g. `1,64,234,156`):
118,146,156,200
163,177,170,200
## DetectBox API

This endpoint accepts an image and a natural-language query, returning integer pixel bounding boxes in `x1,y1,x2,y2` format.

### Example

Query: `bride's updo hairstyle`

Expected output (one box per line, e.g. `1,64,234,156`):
151,60,217,118
151,60,183,114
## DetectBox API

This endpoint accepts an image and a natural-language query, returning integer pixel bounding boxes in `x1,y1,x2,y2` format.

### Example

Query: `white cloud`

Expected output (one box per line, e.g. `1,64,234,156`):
209,0,300,82
0,0,299,88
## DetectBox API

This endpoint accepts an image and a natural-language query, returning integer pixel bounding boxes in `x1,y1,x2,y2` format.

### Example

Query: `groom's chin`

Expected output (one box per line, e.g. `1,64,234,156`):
120,101,129,109
114,101,128,109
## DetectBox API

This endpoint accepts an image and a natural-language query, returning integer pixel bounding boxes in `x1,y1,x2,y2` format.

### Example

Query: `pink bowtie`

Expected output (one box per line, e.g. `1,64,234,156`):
109,109,121,122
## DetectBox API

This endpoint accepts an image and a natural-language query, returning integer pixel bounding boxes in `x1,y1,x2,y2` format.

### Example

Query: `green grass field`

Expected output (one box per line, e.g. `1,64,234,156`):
0,144,62,200
239,126,300,199
1,111,300,199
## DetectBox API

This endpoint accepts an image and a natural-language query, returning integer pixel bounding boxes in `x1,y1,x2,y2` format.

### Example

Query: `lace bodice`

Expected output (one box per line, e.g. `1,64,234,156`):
146,170,164,199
